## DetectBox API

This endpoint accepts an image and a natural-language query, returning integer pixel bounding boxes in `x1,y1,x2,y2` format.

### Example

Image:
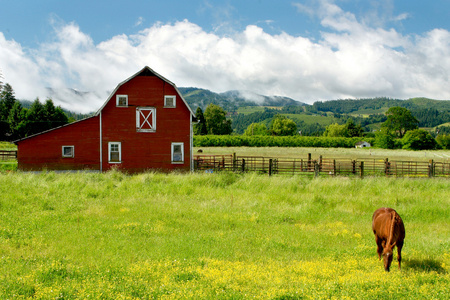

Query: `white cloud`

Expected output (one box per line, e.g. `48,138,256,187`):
134,17,144,27
0,2,450,113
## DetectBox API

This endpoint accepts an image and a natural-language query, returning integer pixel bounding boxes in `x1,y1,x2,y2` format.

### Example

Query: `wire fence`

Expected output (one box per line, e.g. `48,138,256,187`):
0,150,17,161
194,153,450,178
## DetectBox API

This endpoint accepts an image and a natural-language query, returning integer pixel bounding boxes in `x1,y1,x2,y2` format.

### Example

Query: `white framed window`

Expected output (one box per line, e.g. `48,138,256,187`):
116,95,128,107
164,95,176,108
108,142,121,163
136,107,156,132
171,142,184,164
62,146,74,158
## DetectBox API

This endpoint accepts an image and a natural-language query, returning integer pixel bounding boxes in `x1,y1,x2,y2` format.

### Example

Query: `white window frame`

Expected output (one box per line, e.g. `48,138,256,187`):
136,107,156,132
62,146,74,158
164,95,176,108
171,142,184,164
116,95,128,107
108,142,122,163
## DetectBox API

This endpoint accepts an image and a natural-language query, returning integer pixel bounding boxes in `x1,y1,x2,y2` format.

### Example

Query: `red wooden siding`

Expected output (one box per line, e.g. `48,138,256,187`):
101,75,192,173
17,116,100,171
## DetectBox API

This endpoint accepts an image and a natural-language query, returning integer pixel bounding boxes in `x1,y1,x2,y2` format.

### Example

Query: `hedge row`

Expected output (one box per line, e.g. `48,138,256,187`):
194,135,375,148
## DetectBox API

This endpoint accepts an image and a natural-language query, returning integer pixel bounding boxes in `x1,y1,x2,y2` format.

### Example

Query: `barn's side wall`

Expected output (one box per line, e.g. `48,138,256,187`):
101,75,192,173
17,116,100,171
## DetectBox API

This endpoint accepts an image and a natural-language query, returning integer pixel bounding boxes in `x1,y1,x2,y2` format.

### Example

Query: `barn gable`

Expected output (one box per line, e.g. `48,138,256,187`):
96,66,195,118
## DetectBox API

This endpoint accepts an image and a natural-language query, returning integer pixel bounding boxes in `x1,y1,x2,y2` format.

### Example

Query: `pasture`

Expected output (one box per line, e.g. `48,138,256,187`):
0,170,449,299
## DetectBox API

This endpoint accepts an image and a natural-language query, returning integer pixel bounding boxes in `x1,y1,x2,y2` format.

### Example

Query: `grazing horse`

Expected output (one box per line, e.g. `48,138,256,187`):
372,207,405,272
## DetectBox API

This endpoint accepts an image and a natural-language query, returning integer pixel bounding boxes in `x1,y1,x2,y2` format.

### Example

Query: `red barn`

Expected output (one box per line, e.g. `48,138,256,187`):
15,66,196,173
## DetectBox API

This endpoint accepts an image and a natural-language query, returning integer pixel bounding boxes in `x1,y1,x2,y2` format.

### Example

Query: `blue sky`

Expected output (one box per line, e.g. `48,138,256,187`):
1,0,450,112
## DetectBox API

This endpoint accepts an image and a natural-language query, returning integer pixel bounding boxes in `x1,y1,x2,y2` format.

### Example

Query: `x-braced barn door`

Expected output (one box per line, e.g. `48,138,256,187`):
136,107,156,132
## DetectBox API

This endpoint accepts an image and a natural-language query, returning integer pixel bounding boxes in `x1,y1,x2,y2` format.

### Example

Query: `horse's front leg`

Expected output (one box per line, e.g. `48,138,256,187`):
397,241,403,270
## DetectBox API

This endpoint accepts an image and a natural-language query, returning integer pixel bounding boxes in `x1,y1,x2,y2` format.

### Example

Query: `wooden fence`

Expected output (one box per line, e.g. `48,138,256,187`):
0,150,17,161
194,154,450,178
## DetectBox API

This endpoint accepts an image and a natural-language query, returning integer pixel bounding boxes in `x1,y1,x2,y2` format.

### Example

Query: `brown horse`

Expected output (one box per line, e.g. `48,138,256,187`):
372,207,405,272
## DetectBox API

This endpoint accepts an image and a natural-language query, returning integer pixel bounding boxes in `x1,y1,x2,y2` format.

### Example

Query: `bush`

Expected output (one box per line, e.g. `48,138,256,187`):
374,130,398,149
401,129,438,150
436,134,450,149
193,135,375,148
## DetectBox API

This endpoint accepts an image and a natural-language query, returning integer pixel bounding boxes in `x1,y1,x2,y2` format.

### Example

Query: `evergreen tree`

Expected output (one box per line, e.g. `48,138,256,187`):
0,83,16,121
193,107,207,135
25,98,47,136
44,99,68,128
345,118,363,137
7,101,26,140
0,83,17,140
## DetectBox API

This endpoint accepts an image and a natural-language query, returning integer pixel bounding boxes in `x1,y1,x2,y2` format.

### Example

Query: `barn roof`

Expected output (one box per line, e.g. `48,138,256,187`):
95,66,195,117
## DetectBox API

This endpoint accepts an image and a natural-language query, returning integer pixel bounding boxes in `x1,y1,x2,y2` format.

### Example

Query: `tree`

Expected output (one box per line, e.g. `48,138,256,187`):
0,68,3,91
25,98,47,136
7,101,26,140
203,104,232,135
436,134,450,150
193,107,207,135
323,123,347,137
0,83,18,140
244,123,268,136
374,129,397,149
381,107,418,138
345,118,363,137
44,99,68,128
0,83,16,121
270,115,297,136
401,129,438,150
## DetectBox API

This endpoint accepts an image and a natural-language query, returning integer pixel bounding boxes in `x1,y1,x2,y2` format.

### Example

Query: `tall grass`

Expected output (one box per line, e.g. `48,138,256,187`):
0,171,449,299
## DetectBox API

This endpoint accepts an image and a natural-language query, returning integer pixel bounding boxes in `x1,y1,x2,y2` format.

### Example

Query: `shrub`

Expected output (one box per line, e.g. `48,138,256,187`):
193,135,374,148
401,129,438,150
436,134,450,150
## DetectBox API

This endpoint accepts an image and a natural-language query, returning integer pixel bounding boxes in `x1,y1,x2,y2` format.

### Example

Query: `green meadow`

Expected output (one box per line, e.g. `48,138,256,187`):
0,170,449,299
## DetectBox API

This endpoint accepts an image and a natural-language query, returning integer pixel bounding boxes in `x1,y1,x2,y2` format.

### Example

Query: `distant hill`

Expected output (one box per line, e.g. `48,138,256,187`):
178,87,304,112
312,97,450,114
18,87,450,135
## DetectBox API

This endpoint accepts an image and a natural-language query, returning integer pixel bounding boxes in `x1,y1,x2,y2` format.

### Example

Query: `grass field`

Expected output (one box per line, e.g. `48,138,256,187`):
0,170,449,299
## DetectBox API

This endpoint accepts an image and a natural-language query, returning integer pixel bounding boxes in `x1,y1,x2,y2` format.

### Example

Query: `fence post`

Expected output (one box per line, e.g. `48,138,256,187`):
428,159,434,178
360,161,364,178
241,158,246,173
352,160,356,174
314,161,319,178
269,159,273,176
308,153,312,171
385,158,390,176
319,155,323,171
233,152,237,172
333,160,336,176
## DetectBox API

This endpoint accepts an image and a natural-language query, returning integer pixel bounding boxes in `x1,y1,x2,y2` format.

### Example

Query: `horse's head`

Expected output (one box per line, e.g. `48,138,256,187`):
382,243,395,272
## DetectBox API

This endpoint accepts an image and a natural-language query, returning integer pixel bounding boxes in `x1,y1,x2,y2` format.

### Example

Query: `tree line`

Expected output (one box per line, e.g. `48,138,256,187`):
0,83,69,141
194,102,450,150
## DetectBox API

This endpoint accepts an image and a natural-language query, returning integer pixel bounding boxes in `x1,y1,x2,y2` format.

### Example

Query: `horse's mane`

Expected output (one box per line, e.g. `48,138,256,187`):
387,211,397,248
